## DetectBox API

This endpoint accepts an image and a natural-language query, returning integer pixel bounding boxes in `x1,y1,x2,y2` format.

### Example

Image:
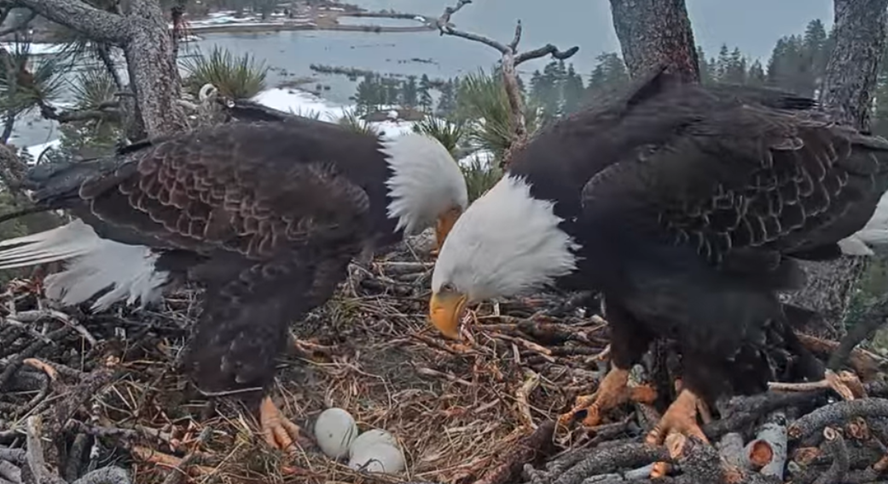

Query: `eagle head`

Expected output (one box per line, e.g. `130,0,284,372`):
380,132,468,252
429,174,580,339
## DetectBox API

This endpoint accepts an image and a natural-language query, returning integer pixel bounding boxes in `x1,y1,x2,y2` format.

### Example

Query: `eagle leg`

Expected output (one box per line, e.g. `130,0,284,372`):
645,388,710,478
260,396,312,452
559,367,657,428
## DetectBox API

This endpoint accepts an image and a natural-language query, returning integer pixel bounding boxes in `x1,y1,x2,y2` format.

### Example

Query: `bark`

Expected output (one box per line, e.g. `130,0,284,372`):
608,0,699,83
12,0,127,44
121,0,186,138
13,0,187,139
782,0,888,331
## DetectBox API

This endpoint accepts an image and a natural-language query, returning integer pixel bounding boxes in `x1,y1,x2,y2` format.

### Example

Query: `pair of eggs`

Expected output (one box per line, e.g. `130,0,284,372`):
313,407,406,474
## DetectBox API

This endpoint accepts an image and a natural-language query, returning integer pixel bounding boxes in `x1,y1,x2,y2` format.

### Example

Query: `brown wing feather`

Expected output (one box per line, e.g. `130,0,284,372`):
581,100,888,282
186,246,359,394
76,123,372,260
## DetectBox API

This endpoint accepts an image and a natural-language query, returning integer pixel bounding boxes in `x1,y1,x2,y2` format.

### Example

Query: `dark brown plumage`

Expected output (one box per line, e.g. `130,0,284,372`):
3,113,468,449
429,67,888,465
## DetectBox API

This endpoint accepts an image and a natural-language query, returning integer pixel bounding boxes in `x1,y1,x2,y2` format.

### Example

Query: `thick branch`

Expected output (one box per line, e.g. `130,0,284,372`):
515,45,580,66
608,0,699,83
12,0,127,44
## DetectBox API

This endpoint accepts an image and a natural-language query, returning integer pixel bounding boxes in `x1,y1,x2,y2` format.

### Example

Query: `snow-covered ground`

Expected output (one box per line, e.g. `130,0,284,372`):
24,86,494,167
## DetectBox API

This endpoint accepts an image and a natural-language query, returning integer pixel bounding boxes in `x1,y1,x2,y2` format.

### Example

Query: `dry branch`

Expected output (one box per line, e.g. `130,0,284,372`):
813,427,849,484
436,0,578,167
789,398,888,444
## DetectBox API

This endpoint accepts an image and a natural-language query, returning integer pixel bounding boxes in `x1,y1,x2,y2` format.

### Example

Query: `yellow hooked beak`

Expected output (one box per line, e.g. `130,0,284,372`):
429,289,467,339
433,206,462,256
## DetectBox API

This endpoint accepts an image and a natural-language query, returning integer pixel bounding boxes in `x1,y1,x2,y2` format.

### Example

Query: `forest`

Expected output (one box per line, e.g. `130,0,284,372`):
349,19,888,138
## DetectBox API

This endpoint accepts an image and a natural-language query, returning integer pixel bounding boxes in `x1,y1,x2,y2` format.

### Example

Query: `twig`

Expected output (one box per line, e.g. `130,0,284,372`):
796,333,887,381
71,467,131,484
472,420,556,484
551,443,669,484
0,460,21,484
827,293,888,373
8,309,97,347
22,359,58,382
749,412,788,478
25,416,64,484
0,326,72,390
0,448,24,464
704,391,826,440
516,371,541,430
813,427,849,484
789,398,888,444
716,432,748,471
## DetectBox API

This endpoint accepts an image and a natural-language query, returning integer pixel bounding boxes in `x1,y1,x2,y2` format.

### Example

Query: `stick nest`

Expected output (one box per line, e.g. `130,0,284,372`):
2,234,888,484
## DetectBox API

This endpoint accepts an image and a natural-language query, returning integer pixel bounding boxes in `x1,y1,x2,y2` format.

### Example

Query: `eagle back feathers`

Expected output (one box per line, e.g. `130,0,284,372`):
42,121,376,261
575,76,888,288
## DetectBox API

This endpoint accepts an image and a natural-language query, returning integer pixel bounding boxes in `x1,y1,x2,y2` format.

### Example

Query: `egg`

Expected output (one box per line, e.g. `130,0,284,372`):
348,429,398,458
313,407,358,459
348,442,405,474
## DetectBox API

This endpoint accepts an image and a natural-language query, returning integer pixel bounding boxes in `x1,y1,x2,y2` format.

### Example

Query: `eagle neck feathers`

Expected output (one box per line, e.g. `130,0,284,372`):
378,133,468,236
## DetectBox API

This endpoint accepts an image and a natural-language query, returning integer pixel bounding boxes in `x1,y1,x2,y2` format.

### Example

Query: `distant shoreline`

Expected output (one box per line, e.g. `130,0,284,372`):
12,10,437,44
186,22,435,35
185,10,436,35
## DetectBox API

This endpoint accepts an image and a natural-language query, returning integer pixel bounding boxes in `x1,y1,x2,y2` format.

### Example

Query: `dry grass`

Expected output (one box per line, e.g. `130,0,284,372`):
0,235,612,484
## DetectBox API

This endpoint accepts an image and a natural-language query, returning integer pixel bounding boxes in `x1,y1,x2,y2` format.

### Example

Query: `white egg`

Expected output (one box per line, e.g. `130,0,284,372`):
313,407,358,460
348,442,406,474
348,428,398,459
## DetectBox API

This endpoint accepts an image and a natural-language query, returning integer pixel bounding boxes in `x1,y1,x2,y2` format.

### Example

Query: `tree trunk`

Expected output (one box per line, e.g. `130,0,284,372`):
608,0,699,83
781,0,888,335
122,0,186,139
15,0,186,139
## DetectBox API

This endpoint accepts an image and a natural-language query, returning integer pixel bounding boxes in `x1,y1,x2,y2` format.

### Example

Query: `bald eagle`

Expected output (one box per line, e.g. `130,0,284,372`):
428,68,888,459
0,115,468,450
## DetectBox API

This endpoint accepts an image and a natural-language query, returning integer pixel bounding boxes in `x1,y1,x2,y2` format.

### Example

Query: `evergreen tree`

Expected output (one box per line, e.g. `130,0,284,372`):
401,75,418,108
562,63,585,114
716,44,731,81
747,60,766,86
723,47,747,84
586,53,628,96
354,74,381,113
418,74,433,112
384,79,399,106
697,47,713,84
766,34,815,96
803,18,829,88
436,78,456,116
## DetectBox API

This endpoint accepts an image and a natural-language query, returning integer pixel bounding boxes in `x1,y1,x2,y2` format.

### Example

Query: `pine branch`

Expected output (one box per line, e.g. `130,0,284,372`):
12,0,128,44
38,100,121,124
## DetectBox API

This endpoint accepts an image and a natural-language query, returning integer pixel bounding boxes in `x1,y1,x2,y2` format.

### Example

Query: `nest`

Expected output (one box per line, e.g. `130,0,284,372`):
2,238,888,484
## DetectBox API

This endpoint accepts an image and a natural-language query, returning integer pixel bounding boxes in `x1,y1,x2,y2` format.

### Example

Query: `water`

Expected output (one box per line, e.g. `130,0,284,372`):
7,0,834,148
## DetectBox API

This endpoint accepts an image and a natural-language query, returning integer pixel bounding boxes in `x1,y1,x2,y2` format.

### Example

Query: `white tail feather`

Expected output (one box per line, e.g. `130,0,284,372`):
839,192,888,256
0,219,169,311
